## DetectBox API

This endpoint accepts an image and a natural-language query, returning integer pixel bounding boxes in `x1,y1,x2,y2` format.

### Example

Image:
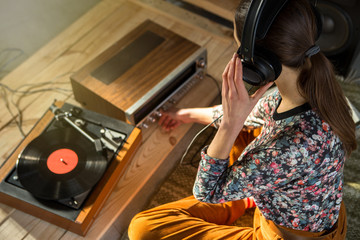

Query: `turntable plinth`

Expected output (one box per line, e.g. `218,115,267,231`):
0,101,142,236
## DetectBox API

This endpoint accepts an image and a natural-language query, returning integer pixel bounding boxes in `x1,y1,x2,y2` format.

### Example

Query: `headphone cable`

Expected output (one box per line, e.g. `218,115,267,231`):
180,114,223,165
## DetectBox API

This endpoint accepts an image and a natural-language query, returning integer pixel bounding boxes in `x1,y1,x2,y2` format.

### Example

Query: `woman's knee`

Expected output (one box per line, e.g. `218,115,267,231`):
128,211,155,240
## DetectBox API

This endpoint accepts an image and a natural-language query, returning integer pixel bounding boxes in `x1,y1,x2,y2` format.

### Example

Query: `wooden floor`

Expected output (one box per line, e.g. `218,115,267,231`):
0,0,238,239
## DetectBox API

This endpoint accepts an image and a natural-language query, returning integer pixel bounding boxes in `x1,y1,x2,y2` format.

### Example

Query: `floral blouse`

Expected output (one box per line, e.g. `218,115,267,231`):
193,90,345,232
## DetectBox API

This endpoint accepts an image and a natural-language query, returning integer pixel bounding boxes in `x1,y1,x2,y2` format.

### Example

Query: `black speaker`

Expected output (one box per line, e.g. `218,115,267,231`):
349,43,360,81
315,0,360,76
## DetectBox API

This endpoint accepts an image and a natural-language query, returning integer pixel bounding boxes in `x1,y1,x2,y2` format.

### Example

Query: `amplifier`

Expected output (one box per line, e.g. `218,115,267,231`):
71,20,207,134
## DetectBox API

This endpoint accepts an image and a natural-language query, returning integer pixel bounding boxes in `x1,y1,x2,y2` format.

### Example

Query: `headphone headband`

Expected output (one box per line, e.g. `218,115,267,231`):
238,0,266,62
239,0,289,62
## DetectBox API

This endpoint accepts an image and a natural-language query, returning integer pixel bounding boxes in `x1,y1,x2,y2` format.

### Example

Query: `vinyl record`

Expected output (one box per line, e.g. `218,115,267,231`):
17,127,107,200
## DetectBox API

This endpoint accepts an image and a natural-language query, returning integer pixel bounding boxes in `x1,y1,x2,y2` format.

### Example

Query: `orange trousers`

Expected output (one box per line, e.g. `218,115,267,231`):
128,129,347,240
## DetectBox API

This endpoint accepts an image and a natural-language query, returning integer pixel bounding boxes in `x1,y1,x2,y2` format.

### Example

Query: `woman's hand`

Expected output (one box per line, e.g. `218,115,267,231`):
158,107,216,132
220,53,273,130
207,53,273,159
158,108,188,132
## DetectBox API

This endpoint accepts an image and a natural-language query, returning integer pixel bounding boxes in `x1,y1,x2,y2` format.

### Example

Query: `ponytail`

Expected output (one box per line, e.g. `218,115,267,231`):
298,53,357,156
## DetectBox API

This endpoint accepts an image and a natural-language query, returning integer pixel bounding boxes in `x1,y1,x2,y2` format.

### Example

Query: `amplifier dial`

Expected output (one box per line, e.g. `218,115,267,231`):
196,73,204,80
153,111,162,117
197,58,206,68
148,117,156,123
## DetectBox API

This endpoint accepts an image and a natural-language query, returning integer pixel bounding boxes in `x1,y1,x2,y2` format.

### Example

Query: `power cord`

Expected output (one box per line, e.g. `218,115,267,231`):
205,73,221,100
0,71,74,136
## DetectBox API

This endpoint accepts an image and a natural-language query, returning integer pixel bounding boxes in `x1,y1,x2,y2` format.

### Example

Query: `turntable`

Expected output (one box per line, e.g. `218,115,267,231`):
0,101,141,235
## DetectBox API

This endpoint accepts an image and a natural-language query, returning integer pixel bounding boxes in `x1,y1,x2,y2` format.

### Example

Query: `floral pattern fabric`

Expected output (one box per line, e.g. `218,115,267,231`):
193,90,345,232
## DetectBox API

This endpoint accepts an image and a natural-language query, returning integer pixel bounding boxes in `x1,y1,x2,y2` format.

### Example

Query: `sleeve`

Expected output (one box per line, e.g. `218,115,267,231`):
211,89,278,129
193,144,305,203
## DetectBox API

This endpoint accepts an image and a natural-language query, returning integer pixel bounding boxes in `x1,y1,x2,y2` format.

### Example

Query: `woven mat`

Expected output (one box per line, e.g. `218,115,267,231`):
145,82,360,238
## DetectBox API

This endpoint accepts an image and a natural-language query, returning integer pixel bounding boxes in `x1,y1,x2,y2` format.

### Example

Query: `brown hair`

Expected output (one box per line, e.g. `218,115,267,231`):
235,0,357,156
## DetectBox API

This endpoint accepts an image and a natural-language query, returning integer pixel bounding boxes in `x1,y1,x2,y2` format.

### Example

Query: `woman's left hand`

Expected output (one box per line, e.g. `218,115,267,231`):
220,53,273,131
207,53,273,159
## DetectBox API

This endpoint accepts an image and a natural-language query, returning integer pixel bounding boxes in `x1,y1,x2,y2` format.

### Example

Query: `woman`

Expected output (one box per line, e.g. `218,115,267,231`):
128,0,357,239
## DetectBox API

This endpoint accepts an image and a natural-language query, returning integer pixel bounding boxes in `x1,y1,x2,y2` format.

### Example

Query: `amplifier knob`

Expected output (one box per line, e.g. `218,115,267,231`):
141,123,149,129
196,73,204,80
197,58,206,68
154,111,162,117
148,117,156,123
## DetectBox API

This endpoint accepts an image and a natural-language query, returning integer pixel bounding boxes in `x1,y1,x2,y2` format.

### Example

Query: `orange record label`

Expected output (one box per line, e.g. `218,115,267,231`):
47,149,78,174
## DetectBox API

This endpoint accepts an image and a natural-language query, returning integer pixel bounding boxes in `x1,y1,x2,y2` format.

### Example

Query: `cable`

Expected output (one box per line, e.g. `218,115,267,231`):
188,126,216,168
0,82,72,95
180,114,223,165
0,72,74,136
0,86,26,136
206,73,221,103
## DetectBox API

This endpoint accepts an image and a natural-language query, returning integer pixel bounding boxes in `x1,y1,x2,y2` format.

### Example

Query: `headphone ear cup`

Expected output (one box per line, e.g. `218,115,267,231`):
256,46,282,79
242,46,282,86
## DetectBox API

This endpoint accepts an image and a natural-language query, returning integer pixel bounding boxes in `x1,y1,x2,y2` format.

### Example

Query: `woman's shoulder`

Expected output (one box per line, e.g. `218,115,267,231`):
274,110,343,154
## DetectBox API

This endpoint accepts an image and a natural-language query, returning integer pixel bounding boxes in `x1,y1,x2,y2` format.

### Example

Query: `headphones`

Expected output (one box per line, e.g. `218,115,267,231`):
237,0,322,86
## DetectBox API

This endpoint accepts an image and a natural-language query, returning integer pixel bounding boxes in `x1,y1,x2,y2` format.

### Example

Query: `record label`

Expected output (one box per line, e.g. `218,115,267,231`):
47,148,78,174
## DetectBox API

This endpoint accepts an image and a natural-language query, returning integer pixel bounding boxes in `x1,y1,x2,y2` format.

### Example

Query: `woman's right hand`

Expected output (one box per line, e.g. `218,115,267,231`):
158,107,217,132
158,108,189,132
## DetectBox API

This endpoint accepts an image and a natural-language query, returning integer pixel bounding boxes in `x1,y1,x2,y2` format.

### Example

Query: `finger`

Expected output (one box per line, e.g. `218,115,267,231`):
160,115,171,129
169,120,181,131
227,54,236,82
170,119,178,127
158,114,166,126
227,54,237,96
222,57,231,80
222,58,232,96
166,119,175,131
234,56,247,96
